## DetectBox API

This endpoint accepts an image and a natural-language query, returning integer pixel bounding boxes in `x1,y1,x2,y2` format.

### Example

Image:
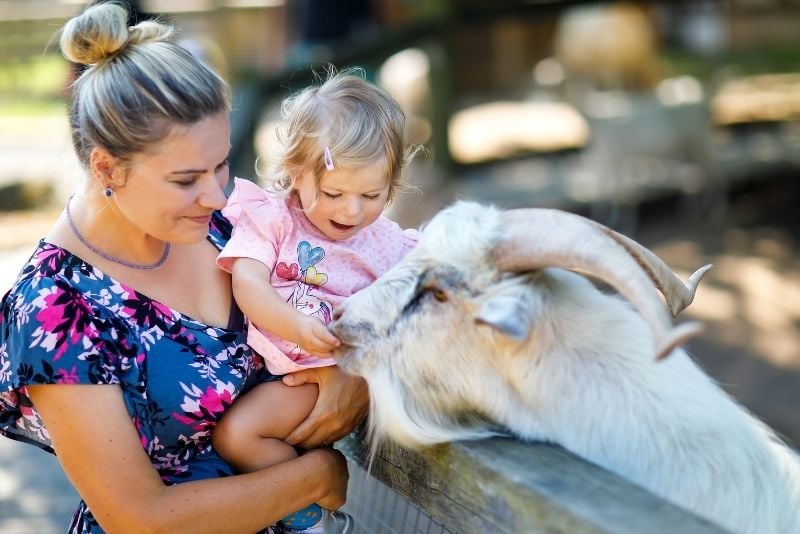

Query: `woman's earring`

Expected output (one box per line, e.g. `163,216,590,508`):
104,186,113,197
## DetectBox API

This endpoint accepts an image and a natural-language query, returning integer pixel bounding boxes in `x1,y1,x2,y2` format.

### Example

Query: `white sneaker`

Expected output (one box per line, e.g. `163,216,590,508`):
292,510,354,534
320,510,355,534
292,523,324,534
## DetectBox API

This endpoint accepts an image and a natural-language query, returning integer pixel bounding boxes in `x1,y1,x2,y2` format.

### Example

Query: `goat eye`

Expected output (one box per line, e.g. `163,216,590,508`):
430,288,448,302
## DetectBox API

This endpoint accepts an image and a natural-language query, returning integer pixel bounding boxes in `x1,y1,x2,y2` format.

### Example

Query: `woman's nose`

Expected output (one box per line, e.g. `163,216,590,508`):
200,178,228,210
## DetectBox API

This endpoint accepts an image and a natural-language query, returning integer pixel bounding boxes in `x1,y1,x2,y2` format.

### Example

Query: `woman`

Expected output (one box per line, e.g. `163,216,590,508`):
0,3,367,532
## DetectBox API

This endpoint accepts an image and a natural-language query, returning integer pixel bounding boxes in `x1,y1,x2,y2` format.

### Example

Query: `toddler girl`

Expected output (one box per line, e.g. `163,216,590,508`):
213,70,419,533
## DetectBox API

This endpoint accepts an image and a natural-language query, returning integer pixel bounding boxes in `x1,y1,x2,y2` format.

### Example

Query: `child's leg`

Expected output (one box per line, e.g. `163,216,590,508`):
212,380,318,473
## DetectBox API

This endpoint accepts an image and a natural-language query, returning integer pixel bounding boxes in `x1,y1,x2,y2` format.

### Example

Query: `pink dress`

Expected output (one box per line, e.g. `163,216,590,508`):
218,178,418,375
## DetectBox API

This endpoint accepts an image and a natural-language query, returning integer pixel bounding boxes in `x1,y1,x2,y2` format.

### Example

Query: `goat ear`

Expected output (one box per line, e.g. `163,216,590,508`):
475,293,532,341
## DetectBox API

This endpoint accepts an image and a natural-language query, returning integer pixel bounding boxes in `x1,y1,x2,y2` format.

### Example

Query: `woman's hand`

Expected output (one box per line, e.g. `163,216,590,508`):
304,447,350,510
283,366,368,449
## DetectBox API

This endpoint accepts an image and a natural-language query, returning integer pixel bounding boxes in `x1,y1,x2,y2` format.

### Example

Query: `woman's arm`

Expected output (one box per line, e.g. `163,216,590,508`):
283,366,369,449
231,257,339,356
27,383,348,533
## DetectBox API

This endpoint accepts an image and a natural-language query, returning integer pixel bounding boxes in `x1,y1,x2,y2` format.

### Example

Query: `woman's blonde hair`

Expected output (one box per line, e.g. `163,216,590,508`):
60,1,231,169
269,67,417,202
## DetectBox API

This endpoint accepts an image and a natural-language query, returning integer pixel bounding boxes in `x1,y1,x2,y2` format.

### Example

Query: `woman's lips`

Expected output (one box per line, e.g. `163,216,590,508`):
188,214,213,225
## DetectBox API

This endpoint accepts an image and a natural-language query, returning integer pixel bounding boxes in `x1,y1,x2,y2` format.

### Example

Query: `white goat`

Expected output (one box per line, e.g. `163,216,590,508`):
330,201,800,534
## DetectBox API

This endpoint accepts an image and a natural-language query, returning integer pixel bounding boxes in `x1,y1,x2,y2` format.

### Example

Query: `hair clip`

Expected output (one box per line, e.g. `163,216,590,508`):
323,146,335,171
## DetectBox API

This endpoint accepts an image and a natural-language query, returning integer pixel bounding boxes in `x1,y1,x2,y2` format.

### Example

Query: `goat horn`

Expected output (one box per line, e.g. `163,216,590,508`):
590,223,713,317
492,208,706,359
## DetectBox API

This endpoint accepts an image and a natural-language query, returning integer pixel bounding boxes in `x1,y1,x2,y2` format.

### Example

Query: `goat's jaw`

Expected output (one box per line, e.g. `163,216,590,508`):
360,356,508,449
367,373,497,449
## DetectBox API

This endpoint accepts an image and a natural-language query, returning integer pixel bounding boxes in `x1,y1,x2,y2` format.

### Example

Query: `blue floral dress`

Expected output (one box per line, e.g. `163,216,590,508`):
0,212,270,532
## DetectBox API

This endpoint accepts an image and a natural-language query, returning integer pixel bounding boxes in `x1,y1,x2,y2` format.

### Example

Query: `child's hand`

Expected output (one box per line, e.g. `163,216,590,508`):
294,315,341,357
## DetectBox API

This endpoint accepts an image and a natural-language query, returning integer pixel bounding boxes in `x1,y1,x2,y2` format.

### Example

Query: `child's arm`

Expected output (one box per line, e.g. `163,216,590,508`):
230,258,340,357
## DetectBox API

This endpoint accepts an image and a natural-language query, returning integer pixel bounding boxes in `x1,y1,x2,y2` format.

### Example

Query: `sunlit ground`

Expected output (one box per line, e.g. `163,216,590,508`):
0,437,78,531
671,239,800,370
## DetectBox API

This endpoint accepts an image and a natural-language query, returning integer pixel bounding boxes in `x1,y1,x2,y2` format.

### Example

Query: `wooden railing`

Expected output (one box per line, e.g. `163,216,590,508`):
338,426,727,533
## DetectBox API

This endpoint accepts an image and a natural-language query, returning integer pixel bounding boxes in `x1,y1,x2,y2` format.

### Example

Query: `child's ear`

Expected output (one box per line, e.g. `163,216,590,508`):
292,168,320,191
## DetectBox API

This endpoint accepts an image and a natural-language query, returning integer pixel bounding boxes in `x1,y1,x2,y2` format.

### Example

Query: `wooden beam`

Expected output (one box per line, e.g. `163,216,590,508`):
339,429,727,533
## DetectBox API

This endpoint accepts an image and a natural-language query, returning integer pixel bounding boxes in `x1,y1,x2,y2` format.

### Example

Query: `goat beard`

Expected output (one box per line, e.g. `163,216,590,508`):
363,366,499,461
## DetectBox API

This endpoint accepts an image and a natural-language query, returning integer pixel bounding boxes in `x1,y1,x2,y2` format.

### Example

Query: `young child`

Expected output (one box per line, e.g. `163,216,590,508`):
213,70,419,533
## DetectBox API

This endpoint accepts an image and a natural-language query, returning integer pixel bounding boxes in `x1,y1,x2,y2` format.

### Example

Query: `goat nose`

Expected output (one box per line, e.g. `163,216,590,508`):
332,307,343,321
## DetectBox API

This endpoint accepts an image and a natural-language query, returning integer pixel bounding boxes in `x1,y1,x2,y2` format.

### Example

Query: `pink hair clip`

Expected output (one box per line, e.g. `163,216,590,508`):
323,146,335,171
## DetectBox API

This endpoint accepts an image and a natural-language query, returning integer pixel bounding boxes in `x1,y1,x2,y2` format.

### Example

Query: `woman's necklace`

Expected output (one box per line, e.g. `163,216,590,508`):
65,195,170,270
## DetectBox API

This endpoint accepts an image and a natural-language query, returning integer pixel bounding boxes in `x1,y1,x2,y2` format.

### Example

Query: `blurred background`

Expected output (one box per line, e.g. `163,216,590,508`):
0,0,798,531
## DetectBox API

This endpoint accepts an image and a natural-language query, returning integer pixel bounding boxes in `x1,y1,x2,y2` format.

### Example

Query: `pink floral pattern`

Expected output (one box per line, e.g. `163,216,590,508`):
0,212,270,533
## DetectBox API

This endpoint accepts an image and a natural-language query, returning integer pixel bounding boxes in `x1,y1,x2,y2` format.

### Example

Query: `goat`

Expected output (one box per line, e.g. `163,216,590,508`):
330,201,800,534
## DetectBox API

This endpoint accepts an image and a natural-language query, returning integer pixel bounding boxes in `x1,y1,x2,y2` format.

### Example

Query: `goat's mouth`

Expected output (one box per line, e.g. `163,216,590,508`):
331,342,366,375
329,321,370,345
329,320,375,374
332,339,358,354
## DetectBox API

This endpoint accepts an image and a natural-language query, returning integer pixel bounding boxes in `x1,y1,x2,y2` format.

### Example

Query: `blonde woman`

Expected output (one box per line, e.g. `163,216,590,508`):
0,3,366,532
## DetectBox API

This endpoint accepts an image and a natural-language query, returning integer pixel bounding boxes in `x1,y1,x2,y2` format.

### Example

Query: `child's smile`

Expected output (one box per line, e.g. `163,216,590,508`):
296,158,390,241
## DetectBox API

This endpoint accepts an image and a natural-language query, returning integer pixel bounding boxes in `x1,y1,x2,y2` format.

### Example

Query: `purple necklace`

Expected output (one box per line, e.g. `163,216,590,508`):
65,195,170,270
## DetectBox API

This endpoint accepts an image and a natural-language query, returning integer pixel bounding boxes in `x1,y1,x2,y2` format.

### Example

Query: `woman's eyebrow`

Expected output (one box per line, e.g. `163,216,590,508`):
170,149,231,175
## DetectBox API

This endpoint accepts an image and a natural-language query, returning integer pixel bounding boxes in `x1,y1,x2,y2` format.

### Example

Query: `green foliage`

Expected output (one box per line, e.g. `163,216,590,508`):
0,54,69,112
662,46,800,83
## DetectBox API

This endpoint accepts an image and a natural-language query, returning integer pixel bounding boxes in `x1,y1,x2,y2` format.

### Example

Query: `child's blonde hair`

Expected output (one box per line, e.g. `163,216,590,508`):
268,67,416,202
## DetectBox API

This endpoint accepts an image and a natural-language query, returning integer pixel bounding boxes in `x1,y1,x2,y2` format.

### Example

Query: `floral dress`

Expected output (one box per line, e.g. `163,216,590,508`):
0,212,269,533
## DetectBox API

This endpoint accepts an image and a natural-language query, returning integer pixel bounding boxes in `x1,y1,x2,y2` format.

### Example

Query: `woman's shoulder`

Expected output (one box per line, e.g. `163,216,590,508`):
0,240,169,342
2,241,121,322
1,242,135,382
3,241,91,298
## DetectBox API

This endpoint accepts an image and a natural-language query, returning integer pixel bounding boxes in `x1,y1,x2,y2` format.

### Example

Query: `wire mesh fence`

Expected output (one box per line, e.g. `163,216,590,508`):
342,460,454,534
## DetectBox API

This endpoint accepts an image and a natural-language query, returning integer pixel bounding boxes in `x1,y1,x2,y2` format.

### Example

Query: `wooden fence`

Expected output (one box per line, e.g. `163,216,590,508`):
338,426,727,533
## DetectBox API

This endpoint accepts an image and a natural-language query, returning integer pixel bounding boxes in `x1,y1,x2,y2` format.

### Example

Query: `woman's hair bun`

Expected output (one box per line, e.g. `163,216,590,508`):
127,20,174,46
60,2,173,66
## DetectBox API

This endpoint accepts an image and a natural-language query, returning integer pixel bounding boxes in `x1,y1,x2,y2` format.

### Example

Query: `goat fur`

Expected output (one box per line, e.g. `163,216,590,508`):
331,201,800,534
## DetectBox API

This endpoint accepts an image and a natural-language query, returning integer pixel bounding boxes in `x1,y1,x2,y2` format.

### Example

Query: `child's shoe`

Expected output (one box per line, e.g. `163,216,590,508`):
292,509,354,534
320,510,354,533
